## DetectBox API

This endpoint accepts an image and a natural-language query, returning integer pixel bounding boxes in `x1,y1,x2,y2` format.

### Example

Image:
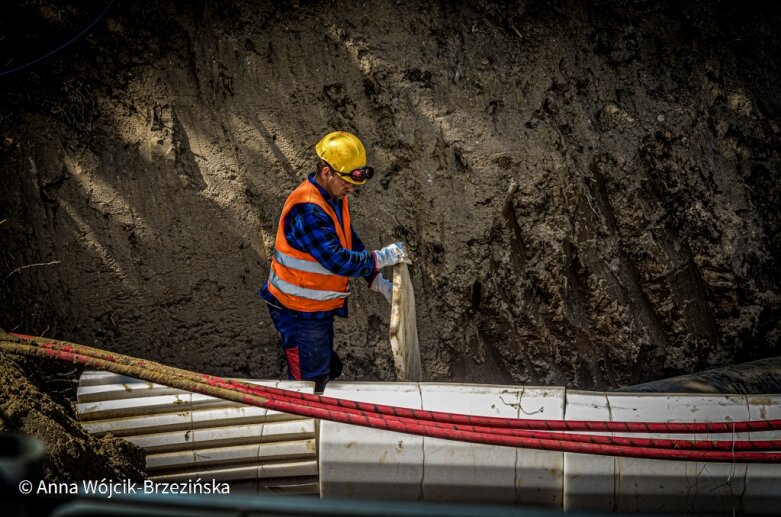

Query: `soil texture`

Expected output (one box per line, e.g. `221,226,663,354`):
1,0,780,395
0,349,146,483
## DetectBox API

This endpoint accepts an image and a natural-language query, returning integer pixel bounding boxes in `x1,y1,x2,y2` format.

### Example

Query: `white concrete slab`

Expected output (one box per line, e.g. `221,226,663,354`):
743,394,781,516
419,383,519,504
563,391,615,513
514,387,566,508
606,393,750,515
319,382,424,501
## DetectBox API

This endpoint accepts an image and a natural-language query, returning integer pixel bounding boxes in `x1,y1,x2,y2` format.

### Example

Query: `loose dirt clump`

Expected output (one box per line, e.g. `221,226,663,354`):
0,349,146,483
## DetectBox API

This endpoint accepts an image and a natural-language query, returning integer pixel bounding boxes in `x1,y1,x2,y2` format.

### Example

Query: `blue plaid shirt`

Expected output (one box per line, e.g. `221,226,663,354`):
259,173,377,318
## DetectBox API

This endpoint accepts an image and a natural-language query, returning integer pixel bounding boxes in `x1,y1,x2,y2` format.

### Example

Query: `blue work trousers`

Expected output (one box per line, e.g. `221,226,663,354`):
267,305,335,381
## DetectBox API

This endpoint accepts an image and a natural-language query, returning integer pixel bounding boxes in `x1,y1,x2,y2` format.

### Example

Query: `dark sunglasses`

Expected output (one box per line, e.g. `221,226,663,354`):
328,163,374,184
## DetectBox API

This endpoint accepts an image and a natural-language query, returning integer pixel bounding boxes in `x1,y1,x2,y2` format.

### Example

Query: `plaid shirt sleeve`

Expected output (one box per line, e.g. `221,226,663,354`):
284,203,377,278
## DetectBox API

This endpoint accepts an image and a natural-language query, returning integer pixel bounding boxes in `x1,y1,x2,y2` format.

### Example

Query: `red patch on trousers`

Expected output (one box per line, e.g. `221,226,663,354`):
285,347,302,380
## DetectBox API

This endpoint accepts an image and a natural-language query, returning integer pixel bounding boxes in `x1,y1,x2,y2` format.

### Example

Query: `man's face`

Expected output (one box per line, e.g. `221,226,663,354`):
322,168,356,200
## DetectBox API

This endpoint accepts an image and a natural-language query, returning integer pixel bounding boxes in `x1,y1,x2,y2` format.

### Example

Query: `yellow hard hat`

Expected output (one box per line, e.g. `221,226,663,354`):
316,131,369,185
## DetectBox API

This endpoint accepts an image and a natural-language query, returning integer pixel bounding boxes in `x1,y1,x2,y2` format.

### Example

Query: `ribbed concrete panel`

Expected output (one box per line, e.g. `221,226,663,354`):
76,371,318,495
77,383,186,402
126,428,194,453
78,371,145,387
82,412,193,437
77,393,195,421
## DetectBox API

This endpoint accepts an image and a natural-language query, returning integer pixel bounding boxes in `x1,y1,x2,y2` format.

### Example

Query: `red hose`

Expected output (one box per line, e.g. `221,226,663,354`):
5,333,781,463
15,333,779,435
216,375,778,435
216,377,781,452
26,345,781,462
70,342,781,451
18,332,769,441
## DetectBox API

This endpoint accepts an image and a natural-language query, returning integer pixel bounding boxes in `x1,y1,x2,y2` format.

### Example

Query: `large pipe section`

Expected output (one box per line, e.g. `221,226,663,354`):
617,356,781,394
75,372,781,514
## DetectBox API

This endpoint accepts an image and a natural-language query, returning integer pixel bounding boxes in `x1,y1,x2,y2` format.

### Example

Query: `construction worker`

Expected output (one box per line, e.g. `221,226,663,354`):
259,131,411,392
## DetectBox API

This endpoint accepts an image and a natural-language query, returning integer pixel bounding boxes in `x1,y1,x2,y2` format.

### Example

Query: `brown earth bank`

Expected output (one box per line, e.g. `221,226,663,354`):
0,349,146,483
1,0,780,406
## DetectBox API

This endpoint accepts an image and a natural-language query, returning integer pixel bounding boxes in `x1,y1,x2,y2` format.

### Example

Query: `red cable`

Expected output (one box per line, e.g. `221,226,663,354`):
215,374,780,435
44,346,781,462
16,333,778,436
205,375,781,452
10,335,781,463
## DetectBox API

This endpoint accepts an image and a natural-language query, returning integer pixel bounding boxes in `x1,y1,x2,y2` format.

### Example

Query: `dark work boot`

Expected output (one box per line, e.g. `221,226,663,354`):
312,374,329,394
329,351,343,380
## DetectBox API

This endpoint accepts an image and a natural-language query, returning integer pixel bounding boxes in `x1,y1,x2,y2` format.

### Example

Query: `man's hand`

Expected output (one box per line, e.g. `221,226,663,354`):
370,274,393,304
374,242,411,269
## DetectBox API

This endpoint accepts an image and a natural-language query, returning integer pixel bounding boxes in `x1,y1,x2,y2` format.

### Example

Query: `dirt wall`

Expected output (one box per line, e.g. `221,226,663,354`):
1,0,779,389
0,351,146,483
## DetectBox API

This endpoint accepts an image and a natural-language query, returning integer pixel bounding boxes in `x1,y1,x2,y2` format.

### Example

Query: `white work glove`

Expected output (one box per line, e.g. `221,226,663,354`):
370,273,393,304
373,242,411,270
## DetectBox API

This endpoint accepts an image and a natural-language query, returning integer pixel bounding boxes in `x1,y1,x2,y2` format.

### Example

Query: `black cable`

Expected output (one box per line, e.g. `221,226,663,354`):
0,0,115,79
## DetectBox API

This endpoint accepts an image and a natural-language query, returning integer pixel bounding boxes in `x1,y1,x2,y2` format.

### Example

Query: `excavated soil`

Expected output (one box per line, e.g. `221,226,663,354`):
0,350,146,483
1,0,780,416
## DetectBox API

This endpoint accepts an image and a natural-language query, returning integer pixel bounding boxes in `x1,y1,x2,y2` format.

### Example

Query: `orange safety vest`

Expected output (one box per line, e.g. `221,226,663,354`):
267,179,353,312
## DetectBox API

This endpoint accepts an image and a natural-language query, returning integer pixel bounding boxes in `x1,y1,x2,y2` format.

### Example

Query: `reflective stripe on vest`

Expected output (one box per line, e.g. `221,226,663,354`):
269,269,349,301
274,250,332,276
